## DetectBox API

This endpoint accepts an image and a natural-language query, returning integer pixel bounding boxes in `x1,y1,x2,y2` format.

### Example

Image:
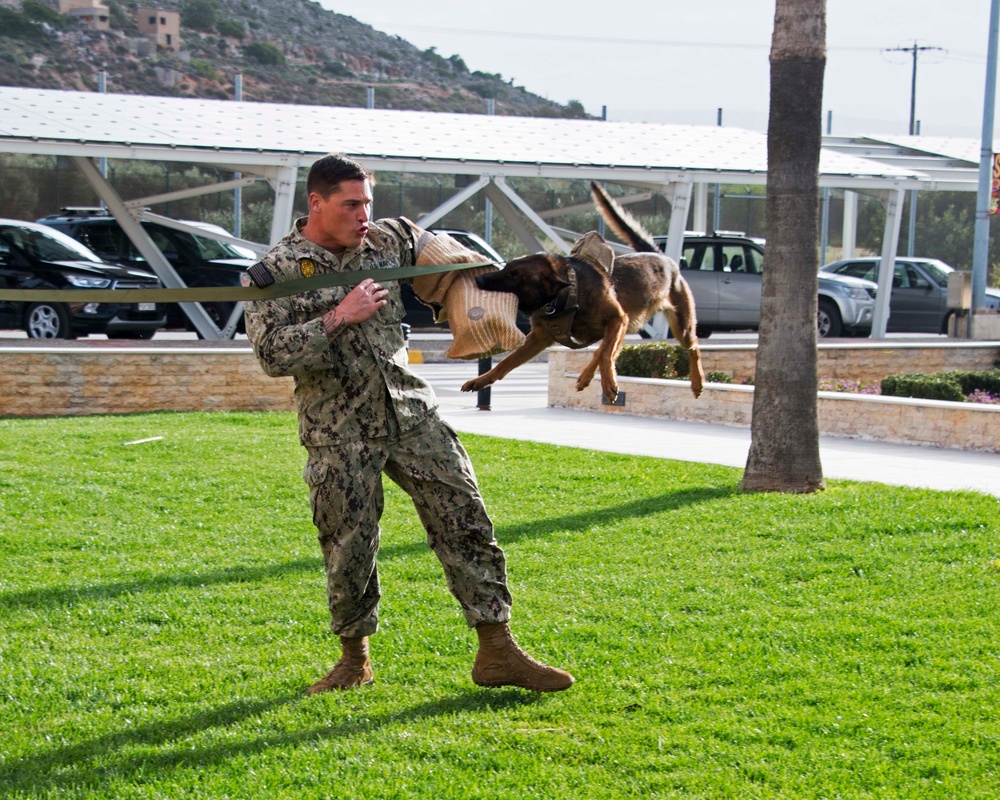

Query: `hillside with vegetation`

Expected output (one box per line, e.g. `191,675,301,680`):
0,0,589,116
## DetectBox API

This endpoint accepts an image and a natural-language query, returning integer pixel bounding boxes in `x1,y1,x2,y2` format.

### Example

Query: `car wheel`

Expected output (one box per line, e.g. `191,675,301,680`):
941,309,958,335
25,302,75,339
817,298,843,338
695,324,713,339
194,303,237,340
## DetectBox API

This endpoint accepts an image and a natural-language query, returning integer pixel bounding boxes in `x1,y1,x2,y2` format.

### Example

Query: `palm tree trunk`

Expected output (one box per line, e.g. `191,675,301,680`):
740,0,827,493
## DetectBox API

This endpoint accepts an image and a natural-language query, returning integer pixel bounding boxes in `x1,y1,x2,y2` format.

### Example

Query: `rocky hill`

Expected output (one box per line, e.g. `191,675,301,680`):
0,0,589,117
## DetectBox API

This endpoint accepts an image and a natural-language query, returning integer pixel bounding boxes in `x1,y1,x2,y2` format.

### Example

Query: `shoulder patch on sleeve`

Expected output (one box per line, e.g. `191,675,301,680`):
247,262,275,288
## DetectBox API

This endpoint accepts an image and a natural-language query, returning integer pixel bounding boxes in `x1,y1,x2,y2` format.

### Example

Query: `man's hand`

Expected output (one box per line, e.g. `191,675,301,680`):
323,278,388,337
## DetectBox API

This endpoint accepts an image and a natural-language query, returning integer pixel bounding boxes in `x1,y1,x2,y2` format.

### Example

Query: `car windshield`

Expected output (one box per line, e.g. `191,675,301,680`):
0,223,104,263
183,222,258,260
192,235,255,260
917,260,951,288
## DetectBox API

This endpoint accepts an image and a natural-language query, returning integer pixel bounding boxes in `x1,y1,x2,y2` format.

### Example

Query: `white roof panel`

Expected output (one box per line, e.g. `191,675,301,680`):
0,86,930,188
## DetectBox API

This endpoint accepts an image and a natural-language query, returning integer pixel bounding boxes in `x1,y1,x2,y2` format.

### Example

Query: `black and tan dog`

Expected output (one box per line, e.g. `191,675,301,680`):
461,181,704,402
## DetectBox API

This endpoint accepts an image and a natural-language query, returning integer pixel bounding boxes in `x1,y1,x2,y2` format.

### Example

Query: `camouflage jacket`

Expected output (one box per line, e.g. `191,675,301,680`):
244,218,437,446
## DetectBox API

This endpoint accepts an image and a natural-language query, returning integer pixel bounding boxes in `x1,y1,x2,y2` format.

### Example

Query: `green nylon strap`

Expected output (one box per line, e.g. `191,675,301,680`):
0,261,492,304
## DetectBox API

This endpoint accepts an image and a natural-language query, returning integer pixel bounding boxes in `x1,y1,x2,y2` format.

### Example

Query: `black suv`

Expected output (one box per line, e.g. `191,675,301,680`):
38,209,256,336
0,219,166,339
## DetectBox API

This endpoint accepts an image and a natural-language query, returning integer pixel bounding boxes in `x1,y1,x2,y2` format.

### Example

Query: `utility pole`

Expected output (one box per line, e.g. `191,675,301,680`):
883,41,945,135
884,42,944,257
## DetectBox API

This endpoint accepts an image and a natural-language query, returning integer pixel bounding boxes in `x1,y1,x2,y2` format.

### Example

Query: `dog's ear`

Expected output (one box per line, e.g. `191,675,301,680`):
543,274,572,292
542,257,573,292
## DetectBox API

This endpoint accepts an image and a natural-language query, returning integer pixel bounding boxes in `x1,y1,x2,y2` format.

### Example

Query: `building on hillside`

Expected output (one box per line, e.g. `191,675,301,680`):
55,0,110,30
134,7,181,51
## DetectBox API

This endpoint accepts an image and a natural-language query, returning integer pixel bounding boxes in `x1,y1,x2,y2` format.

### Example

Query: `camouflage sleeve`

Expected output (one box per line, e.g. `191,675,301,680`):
244,250,332,378
245,295,332,378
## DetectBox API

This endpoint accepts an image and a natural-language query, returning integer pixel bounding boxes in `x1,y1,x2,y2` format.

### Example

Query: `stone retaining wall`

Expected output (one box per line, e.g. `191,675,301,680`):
687,340,1000,384
5,342,1000,453
0,347,295,417
549,348,1000,453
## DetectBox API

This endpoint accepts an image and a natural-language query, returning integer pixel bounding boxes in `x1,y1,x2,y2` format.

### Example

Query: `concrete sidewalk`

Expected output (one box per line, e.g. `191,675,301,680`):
412,362,1000,499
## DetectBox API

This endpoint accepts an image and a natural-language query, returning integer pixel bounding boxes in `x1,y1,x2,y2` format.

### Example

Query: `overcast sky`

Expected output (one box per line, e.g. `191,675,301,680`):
315,0,988,139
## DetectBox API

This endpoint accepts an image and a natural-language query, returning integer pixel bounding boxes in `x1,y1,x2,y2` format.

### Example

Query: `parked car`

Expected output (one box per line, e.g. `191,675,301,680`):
37,208,255,336
652,233,877,338
0,219,166,339
820,257,1000,333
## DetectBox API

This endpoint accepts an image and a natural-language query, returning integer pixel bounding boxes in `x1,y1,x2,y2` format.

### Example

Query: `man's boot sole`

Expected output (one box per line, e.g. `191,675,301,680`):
472,676,572,692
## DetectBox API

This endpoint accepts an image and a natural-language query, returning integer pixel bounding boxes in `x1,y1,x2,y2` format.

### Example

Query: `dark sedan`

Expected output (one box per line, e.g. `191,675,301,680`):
0,219,166,339
37,210,255,336
820,257,1000,333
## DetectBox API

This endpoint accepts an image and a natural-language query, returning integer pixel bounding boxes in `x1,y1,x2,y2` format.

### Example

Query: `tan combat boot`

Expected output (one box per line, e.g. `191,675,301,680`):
307,636,374,694
472,622,574,692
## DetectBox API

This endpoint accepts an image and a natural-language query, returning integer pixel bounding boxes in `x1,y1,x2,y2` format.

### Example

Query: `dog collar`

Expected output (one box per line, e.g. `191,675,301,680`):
533,269,591,349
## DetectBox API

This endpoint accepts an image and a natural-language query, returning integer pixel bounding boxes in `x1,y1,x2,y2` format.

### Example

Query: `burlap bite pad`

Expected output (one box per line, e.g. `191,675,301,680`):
412,232,524,360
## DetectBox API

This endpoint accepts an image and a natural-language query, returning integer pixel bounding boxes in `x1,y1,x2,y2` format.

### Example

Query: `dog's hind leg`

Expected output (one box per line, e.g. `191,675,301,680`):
576,315,628,403
665,279,705,398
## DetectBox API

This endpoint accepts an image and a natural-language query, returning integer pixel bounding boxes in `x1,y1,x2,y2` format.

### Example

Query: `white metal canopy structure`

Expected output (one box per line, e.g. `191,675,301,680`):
0,86,972,338
820,134,995,335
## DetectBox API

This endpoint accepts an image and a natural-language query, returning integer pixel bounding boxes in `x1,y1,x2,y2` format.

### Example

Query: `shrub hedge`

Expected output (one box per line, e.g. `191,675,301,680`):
617,344,1000,403
616,342,691,380
880,373,965,402
881,369,1000,402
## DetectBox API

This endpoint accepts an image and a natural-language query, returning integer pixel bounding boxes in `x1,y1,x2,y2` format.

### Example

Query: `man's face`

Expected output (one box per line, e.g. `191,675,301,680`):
306,178,372,250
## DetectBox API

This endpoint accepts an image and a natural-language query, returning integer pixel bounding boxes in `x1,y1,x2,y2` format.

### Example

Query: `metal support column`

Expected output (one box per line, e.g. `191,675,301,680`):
71,155,225,339
643,181,693,340
870,188,905,338
972,0,1000,328
268,164,298,246
842,190,857,258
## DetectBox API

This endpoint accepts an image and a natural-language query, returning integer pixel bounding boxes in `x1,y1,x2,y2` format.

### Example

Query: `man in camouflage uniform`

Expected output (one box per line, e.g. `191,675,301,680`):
245,153,573,694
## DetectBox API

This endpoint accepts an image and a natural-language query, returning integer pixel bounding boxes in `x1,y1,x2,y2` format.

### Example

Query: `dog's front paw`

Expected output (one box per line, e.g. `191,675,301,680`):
574,375,593,392
600,378,619,404
461,378,487,393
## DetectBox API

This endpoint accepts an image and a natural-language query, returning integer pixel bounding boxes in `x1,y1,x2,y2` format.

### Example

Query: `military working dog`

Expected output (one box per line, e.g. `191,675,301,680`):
461,182,704,402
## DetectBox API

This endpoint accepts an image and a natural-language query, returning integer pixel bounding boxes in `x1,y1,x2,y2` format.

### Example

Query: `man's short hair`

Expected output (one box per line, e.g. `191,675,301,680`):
306,153,373,198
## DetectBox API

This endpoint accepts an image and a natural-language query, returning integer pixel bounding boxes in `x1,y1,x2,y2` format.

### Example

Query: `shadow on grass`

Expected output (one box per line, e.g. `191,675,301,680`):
490,485,736,545
378,484,736,560
2,486,735,611
0,688,539,795
0,558,321,612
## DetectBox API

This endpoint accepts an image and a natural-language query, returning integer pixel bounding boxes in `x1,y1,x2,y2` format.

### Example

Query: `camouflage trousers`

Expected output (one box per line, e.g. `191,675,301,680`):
303,414,512,638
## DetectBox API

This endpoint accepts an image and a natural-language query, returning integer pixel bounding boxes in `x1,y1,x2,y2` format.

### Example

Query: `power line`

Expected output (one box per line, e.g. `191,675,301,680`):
378,22,897,52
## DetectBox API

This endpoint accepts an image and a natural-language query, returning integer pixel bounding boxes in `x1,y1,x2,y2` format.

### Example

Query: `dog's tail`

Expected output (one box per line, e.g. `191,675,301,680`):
590,181,659,254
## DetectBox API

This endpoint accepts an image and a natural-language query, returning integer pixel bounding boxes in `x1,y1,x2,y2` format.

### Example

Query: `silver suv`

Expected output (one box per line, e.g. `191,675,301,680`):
653,233,876,338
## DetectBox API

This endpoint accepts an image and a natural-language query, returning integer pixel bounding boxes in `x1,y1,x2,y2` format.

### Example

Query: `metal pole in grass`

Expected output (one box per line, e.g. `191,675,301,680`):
972,0,1000,331
477,97,497,411
233,73,243,238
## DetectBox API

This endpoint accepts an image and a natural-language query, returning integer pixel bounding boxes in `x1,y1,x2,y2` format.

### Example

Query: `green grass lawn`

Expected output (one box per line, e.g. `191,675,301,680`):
1,411,998,799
